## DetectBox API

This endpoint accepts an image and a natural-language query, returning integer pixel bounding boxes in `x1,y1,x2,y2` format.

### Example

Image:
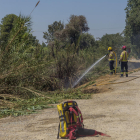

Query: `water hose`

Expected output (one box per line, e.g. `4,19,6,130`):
113,51,117,74
93,76,140,86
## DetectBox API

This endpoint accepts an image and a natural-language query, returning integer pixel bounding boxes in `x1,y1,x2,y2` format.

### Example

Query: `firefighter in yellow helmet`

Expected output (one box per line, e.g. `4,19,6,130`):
119,46,128,77
108,47,115,75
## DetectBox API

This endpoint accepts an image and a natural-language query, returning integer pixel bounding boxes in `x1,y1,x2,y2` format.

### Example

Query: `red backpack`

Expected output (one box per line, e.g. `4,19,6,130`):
57,101,110,140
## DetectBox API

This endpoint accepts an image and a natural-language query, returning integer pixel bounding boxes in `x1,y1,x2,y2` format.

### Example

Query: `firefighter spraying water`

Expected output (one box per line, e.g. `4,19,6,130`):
107,47,116,75
72,47,118,88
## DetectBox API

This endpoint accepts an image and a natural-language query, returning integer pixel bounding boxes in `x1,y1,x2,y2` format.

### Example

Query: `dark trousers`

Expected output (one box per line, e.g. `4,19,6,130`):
109,61,115,74
121,62,128,75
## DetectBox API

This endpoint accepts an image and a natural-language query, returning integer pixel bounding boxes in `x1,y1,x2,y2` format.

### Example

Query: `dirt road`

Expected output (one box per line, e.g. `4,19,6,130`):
1,71,140,140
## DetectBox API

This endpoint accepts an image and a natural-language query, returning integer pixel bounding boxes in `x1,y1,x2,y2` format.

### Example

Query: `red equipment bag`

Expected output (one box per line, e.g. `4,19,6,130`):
57,101,110,140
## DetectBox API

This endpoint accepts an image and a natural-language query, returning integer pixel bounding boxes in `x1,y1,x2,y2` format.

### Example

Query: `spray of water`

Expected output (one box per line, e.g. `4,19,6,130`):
72,55,106,88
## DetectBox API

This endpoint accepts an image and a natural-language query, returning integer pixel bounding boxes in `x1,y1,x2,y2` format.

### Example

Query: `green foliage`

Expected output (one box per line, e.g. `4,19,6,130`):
0,98,53,117
0,87,95,118
51,87,93,100
42,42,47,47
100,33,124,50
43,21,64,43
79,33,95,49
0,14,39,72
68,15,89,32
125,0,140,58
97,33,131,61
55,15,89,46
0,14,18,47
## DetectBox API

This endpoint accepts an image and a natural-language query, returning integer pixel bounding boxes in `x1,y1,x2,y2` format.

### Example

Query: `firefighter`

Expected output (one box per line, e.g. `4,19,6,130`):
108,47,115,75
119,46,128,77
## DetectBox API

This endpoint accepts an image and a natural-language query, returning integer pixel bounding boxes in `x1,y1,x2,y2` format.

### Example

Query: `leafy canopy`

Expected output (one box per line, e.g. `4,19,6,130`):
0,14,18,46
124,0,140,58
43,21,64,43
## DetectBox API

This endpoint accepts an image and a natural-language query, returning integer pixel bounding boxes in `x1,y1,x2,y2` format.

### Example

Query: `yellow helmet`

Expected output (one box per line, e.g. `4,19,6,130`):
108,47,112,51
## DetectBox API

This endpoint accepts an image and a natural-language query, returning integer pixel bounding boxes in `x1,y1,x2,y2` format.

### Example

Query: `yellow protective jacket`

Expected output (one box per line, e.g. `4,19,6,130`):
120,50,128,62
108,51,115,61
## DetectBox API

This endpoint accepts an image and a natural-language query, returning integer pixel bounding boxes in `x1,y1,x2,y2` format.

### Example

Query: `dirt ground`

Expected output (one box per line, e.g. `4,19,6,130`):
1,67,140,139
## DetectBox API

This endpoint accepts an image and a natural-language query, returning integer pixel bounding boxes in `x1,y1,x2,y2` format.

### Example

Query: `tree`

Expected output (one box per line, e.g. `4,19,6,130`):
6,14,32,52
68,15,89,32
27,34,39,46
0,14,34,69
55,15,89,45
79,33,95,49
125,0,140,58
43,21,64,43
100,33,124,48
0,14,18,46
98,33,127,58
42,42,47,47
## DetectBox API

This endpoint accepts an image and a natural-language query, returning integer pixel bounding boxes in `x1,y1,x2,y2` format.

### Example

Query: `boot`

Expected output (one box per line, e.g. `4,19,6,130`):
120,74,123,77
113,70,116,74
110,72,113,75
126,74,128,77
